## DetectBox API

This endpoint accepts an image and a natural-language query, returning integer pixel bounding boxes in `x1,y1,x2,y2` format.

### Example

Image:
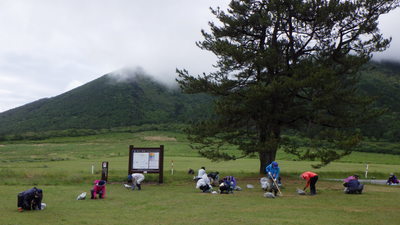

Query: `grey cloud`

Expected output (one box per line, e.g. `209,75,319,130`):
0,0,399,113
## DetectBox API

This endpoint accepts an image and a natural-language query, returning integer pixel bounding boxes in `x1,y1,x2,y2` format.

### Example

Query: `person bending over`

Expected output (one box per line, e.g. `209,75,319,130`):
17,187,43,212
128,173,145,190
301,171,318,195
265,161,280,196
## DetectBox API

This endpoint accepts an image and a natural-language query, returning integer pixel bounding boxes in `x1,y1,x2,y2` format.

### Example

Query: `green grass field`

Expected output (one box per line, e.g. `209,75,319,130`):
1,130,400,225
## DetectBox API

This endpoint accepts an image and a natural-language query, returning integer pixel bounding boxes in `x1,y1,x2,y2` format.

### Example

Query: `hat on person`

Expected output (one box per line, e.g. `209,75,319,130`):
272,161,278,167
98,180,106,186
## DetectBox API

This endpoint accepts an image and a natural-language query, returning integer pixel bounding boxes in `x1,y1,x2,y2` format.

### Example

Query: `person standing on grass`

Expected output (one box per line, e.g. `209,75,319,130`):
301,171,318,195
128,173,145,190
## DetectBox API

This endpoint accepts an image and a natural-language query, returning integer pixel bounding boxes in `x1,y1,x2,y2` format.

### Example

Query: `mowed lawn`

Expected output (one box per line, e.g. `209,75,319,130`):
1,180,399,225
1,130,400,224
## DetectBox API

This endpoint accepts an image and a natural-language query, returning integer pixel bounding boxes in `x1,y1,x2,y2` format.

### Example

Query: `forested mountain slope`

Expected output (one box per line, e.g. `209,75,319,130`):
358,60,400,141
0,70,212,135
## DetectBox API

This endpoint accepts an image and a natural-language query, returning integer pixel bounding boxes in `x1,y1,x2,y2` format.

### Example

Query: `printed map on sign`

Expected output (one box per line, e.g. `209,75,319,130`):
132,152,159,170
148,152,159,169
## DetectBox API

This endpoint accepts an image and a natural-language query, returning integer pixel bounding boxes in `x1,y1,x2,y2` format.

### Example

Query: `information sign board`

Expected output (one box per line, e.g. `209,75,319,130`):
128,145,164,183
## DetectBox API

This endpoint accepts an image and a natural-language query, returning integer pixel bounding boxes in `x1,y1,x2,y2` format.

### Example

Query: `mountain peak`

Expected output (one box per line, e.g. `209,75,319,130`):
0,70,212,135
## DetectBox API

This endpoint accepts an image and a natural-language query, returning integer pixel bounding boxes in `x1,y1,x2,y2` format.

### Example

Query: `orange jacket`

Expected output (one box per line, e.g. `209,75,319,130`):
301,171,318,188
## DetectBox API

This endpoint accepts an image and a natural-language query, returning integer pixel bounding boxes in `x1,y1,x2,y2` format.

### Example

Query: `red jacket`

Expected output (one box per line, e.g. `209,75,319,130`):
301,171,318,188
92,180,106,198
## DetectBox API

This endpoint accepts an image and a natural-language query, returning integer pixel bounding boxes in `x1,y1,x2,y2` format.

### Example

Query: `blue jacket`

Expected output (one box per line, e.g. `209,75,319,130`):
224,176,237,188
265,163,280,180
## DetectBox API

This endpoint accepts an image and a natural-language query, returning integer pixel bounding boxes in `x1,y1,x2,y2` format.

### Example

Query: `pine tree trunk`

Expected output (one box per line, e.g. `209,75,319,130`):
259,150,277,174
258,127,279,174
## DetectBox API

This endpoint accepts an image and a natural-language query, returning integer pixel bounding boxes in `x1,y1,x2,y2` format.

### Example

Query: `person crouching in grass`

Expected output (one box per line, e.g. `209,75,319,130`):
17,187,43,212
343,174,364,194
91,180,106,199
196,174,212,193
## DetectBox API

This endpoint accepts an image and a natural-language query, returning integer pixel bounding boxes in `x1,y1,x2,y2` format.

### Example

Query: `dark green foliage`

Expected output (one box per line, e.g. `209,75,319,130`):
357,60,400,141
0,70,213,136
177,0,400,172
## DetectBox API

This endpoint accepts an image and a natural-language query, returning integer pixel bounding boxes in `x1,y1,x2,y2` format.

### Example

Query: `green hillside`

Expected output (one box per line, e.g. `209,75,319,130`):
0,70,212,135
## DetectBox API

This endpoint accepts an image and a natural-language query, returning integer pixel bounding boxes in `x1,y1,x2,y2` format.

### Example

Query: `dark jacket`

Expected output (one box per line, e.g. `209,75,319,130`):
344,179,363,193
207,172,219,180
18,187,43,210
387,175,399,184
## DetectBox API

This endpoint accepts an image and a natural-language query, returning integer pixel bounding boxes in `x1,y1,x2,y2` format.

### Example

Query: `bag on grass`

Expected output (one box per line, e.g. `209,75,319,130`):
264,192,275,198
76,192,87,200
260,177,268,190
296,188,306,195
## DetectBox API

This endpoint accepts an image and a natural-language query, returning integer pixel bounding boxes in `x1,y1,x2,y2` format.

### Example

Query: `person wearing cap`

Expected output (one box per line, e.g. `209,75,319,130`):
301,171,318,195
91,180,106,199
128,173,145,190
265,161,280,196
387,173,399,185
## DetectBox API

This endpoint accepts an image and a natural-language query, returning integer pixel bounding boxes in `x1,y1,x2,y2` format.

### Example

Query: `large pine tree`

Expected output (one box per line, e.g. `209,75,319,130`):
177,0,399,173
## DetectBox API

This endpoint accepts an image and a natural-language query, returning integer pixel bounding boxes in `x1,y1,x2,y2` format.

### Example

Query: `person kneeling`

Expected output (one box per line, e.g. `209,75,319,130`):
387,173,399,185
219,177,234,194
91,180,106,199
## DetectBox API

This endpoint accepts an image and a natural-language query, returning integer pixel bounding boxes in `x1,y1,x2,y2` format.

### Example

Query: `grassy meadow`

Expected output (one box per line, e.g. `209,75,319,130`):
1,130,400,225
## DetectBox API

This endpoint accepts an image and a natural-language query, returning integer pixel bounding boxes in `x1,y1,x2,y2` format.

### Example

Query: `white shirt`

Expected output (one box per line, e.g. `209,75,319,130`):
131,173,145,184
197,168,206,178
196,174,211,189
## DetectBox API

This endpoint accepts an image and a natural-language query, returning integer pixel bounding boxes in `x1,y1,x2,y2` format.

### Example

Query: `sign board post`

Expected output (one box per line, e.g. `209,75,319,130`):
101,161,109,181
128,145,164,183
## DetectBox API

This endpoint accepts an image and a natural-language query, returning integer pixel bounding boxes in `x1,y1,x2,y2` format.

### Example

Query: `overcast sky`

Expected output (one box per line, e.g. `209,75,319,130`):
0,0,399,113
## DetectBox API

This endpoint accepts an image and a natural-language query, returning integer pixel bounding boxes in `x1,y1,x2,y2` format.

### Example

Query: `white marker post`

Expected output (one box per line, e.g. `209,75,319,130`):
171,160,174,175
91,164,94,175
365,163,369,178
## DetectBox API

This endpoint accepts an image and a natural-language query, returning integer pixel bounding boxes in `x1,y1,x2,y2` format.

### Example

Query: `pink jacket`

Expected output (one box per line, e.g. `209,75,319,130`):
92,180,106,198
344,176,357,183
